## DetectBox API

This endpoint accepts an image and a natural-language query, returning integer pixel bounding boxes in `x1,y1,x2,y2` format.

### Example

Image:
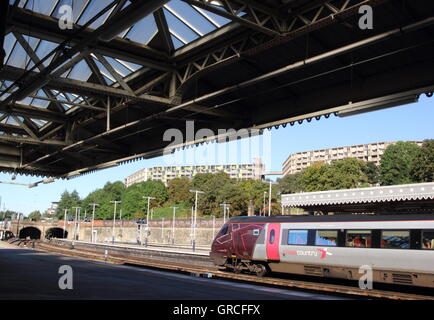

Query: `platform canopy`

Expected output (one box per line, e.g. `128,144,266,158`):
282,182,434,214
0,0,433,179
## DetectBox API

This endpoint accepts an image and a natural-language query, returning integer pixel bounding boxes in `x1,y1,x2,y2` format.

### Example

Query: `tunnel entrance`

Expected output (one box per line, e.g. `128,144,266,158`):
19,227,41,239
45,228,68,239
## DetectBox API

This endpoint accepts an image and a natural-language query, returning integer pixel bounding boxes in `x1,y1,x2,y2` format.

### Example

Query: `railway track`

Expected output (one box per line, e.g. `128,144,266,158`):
23,240,434,300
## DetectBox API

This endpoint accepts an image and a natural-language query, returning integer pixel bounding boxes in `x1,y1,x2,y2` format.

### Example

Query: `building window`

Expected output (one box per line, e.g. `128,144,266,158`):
288,230,308,245
422,231,434,249
346,230,371,247
381,230,410,249
315,230,337,246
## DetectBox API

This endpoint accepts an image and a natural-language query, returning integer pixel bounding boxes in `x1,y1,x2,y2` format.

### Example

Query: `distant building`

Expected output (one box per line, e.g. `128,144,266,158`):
125,158,265,187
45,202,59,216
282,141,423,176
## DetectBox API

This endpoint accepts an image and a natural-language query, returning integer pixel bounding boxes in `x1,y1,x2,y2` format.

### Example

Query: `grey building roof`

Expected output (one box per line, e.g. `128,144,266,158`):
282,182,434,207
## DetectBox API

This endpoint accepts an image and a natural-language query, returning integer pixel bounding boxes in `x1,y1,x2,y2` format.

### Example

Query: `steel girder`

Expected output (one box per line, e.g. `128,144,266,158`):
1,0,432,178
172,0,388,96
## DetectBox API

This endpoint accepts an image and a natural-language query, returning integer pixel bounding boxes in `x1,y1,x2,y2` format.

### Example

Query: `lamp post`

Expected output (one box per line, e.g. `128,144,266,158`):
161,218,164,243
16,213,21,237
268,180,272,217
89,203,99,242
220,203,230,224
72,207,80,240
170,207,178,245
189,190,204,252
143,196,155,247
110,201,121,244
263,191,267,216
63,209,68,239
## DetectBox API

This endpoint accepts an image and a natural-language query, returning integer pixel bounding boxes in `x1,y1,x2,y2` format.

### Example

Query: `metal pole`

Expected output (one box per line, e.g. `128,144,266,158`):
191,206,193,246
77,208,81,239
90,203,98,242
161,218,164,243
110,201,121,244
189,190,204,252
263,192,267,216
212,215,215,237
113,203,116,244
147,199,150,225
16,213,20,238
268,180,272,217
63,209,68,239
72,207,80,240
194,191,198,252
171,207,177,245
120,209,123,240
143,197,155,247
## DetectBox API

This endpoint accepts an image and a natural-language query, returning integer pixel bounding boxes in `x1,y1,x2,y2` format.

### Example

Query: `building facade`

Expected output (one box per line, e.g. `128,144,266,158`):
282,141,422,176
125,158,265,187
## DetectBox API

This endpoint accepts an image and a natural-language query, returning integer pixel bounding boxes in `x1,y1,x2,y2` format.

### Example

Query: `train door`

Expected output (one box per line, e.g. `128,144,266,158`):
266,223,281,260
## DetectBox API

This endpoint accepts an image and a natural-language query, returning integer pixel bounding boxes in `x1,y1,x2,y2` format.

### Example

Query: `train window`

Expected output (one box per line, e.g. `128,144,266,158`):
220,224,229,235
346,230,372,248
269,229,275,244
315,230,337,246
381,230,410,249
288,230,308,245
422,231,434,250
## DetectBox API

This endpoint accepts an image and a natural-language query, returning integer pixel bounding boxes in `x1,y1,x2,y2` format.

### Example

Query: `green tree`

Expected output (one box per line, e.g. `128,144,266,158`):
167,177,192,204
28,210,42,221
326,158,368,189
80,181,125,220
121,180,168,219
299,159,368,191
363,161,379,185
192,172,235,216
299,162,329,192
277,173,302,194
411,139,434,182
56,190,81,219
379,141,420,185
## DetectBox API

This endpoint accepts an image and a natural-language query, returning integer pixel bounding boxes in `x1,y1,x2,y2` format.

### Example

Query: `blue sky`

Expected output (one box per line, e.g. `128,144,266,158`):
1,96,432,215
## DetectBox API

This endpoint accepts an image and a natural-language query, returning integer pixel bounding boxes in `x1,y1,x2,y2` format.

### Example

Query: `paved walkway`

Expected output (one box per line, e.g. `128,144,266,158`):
0,241,341,300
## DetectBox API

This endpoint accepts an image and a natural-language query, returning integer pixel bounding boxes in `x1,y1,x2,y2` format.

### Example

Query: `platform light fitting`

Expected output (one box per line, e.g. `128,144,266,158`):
337,94,419,118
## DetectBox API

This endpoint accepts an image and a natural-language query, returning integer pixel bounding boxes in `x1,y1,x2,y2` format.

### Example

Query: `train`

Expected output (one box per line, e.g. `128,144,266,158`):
210,214,434,288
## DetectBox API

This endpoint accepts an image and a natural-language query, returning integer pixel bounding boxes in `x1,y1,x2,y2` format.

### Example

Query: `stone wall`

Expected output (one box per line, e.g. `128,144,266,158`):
8,219,226,245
